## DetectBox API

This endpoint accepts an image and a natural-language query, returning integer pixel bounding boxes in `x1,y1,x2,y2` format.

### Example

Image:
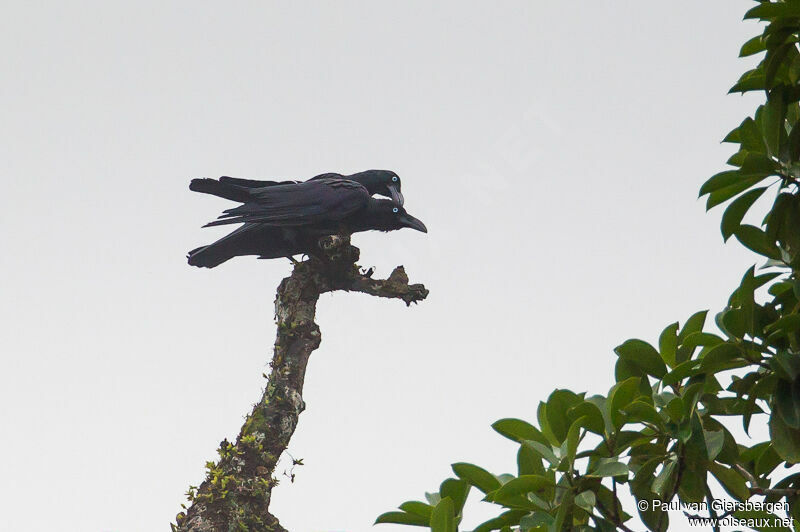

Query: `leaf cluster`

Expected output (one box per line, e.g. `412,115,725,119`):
378,2,800,531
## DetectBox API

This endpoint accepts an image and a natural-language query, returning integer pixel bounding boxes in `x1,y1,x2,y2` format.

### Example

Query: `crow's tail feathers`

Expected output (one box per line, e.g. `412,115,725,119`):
187,244,234,268
187,224,257,268
189,178,252,203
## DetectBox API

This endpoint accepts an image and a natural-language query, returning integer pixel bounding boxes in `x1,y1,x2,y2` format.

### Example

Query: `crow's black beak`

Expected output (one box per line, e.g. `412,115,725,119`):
388,184,404,206
399,213,427,233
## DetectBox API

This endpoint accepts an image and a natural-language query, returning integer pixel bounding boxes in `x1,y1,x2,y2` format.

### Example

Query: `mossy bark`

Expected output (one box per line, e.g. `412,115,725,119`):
174,235,428,532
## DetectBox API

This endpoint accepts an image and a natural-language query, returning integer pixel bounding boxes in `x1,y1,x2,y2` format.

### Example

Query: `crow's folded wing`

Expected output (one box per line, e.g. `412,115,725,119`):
203,178,370,227
218,173,342,190
218,176,299,188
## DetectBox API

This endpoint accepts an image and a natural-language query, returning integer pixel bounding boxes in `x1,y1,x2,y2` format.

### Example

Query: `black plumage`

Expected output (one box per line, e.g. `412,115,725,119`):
189,169,404,206
188,177,425,268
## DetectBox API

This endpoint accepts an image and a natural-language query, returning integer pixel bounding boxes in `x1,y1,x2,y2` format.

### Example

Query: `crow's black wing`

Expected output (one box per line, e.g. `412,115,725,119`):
190,173,345,203
218,172,342,189
203,178,370,227
218,176,300,188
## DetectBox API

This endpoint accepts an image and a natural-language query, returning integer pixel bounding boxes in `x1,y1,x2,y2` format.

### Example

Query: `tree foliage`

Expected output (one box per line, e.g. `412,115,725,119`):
379,3,800,531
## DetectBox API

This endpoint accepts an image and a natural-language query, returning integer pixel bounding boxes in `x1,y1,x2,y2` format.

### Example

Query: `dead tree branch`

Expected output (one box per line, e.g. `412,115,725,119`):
174,235,428,532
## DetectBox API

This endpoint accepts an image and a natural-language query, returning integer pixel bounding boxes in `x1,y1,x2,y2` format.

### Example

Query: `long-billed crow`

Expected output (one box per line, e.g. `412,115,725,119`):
189,169,404,206
187,177,425,268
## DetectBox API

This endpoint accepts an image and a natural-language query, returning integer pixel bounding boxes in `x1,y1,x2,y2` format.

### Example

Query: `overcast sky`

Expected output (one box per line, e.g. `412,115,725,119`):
0,1,772,531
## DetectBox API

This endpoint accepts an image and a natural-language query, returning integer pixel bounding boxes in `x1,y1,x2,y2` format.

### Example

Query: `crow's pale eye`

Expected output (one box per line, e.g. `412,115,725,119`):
392,176,398,182
392,207,399,213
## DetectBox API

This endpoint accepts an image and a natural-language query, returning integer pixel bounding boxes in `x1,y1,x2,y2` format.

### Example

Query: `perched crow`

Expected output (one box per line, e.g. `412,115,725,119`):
188,177,426,268
189,169,404,206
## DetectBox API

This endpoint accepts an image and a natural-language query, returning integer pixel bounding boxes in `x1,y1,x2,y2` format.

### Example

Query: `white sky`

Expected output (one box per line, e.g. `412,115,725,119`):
0,1,774,531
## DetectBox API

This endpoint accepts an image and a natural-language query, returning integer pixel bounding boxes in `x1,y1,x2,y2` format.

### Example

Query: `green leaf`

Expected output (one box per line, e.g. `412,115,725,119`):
679,311,708,343
704,430,725,461
375,511,429,526
492,419,548,445
398,501,433,519
546,389,582,443
741,152,779,174
651,460,677,498
739,117,768,153
678,468,707,504
735,224,782,259
721,187,768,241
615,357,645,382
430,497,456,532
492,475,554,499
745,3,800,20
587,395,615,436
662,359,701,386
472,510,528,532
789,121,800,162
684,413,710,462
707,176,771,209
773,350,800,380
766,314,800,339
553,491,574,532
728,149,748,166
615,339,667,378
588,460,629,478
659,322,679,368
700,343,743,367
731,68,766,94
769,410,800,463
526,440,559,466
519,512,555,531
632,456,662,488
708,462,750,501
723,125,741,143
622,400,664,429
680,331,725,350
537,402,559,446
665,396,685,423
452,463,500,494
719,308,748,339
790,52,800,85
762,94,787,154
633,484,669,531
740,35,767,57
567,400,606,435
608,377,642,429
439,479,469,518
575,490,596,513
564,416,586,466
700,169,753,196
517,441,546,476
683,383,705,417
756,445,783,477
775,378,800,429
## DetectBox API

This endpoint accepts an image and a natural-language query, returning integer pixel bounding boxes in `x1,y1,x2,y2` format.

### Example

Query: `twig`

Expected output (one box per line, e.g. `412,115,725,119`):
732,464,800,498
733,463,759,486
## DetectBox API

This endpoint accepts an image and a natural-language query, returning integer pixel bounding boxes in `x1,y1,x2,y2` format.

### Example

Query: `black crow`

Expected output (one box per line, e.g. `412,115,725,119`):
189,169,404,206
187,177,425,268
